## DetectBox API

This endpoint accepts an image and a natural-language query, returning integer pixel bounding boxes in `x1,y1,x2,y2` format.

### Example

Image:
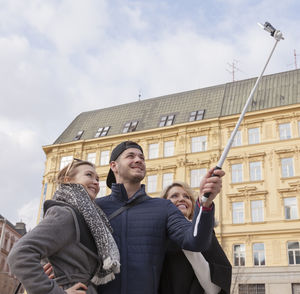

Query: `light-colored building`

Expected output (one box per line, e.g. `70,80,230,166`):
41,69,300,294
0,215,26,294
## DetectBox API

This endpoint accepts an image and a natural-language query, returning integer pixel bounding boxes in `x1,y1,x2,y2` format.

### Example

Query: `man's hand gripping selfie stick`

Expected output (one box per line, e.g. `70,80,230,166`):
194,22,284,237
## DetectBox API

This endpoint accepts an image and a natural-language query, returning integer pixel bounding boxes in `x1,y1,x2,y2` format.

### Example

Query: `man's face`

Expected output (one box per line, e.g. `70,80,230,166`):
111,148,146,184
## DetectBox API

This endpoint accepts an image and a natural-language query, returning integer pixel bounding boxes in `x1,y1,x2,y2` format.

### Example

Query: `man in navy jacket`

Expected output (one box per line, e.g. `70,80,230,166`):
95,141,224,294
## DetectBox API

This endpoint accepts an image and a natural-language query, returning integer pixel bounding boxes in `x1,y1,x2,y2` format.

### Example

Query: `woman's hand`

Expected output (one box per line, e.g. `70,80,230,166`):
199,167,225,207
65,282,88,293
43,262,54,279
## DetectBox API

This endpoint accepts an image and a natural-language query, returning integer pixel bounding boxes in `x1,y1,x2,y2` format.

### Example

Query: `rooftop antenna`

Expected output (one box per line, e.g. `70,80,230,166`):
294,49,298,69
194,21,284,236
138,89,142,101
226,59,240,82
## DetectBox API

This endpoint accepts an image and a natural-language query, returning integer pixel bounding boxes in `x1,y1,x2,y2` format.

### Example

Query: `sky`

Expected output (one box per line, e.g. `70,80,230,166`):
1,0,300,231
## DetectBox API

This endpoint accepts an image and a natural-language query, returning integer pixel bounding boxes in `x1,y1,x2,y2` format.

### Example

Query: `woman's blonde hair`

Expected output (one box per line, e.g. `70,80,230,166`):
160,181,198,220
56,158,95,184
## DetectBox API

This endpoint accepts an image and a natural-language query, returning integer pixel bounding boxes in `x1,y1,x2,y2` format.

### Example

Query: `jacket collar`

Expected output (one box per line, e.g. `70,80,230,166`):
110,183,147,203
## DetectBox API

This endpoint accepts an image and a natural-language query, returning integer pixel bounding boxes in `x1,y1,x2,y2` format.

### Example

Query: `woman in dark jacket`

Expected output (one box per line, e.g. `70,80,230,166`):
8,159,120,294
159,181,232,294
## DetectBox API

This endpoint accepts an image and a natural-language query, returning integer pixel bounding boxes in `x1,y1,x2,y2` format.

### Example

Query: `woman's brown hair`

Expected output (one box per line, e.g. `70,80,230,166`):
56,158,96,184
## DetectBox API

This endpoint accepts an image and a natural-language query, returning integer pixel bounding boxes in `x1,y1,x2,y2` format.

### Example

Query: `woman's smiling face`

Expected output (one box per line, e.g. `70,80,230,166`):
166,186,193,218
69,164,100,200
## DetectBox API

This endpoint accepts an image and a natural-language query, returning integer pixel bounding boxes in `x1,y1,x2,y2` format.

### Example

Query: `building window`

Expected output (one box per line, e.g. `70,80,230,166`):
233,244,245,266
190,168,206,188
189,110,205,121
100,150,110,166
147,175,157,193
162,173,173,189
148,143,159,159
191,136,207,152
164,141,175,157
232,163,243,183
95,126,110,137
232,130,242,147
87,152,96,164
159,115,175,127
248,127,260,144
233,202,244,224
253,243,265,266
123,121,138,133
279,123,291,140
40,183,48,221
287,241,300,265
239,284,265,294
250,161,262,181
60,155,73,170
251,200,264,222
281,157,294,178
74,130,84,140
97,181,107,197
284,197,298,220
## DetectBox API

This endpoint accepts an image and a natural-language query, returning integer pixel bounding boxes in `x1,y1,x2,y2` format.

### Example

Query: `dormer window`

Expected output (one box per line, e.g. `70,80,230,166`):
159,115,175,127
189,110,205,122
74,130,84,140
95,126,110,138
123,121,138,133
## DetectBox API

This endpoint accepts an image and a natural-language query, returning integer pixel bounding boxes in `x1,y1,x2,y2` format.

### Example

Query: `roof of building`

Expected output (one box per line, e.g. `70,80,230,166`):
0,215,27,236
54,69,300,144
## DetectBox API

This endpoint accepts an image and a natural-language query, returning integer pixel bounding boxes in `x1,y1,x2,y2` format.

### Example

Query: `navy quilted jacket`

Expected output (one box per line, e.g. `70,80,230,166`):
95,184,214,294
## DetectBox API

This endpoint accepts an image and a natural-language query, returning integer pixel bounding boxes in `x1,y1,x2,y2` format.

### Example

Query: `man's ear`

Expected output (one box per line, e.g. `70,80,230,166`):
110,161,118,173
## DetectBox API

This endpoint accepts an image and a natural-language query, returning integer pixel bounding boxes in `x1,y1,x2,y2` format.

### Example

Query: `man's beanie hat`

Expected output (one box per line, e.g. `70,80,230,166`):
106,141,144,188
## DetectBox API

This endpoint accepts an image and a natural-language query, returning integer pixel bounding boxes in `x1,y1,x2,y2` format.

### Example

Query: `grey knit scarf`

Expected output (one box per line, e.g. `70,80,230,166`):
52,183,120,285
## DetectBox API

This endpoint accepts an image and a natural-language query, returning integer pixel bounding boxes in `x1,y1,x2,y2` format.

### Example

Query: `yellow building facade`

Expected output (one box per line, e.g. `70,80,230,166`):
40,69,300,294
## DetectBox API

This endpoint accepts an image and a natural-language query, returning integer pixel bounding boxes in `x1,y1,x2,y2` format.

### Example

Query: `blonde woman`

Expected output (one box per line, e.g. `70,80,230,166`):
8,159,120,294
160,181,232,294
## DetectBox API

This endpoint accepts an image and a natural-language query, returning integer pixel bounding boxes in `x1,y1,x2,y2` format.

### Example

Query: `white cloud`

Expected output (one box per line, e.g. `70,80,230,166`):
17,197,41,231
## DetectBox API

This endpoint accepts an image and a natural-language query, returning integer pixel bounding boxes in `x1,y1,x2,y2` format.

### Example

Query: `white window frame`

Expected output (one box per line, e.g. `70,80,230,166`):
231,163,243,183
164,141,175,157
147,175,157,193
148,143,159,159
233,244,245,266
100,150,110,166
60,155,73,170
253,243,265,266
284,197,298,220
94,126,110,137
159,115,175,127
162,173,174,189
287,241,300,265
250,161,262,181
251,200,264,222
189,110,205,121
232,201,244,224
248,127,260,144
87,152,96,164
122,121,138,133
281,157,294,178
190,168,207,188
279,123,291,140
191,136,207,153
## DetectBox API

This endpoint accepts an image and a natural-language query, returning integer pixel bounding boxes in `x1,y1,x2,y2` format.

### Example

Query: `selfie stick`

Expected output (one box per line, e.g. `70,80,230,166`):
194,22,284,236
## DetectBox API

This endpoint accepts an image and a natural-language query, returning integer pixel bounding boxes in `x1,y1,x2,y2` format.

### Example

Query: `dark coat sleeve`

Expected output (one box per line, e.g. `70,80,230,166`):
165,200,214,252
